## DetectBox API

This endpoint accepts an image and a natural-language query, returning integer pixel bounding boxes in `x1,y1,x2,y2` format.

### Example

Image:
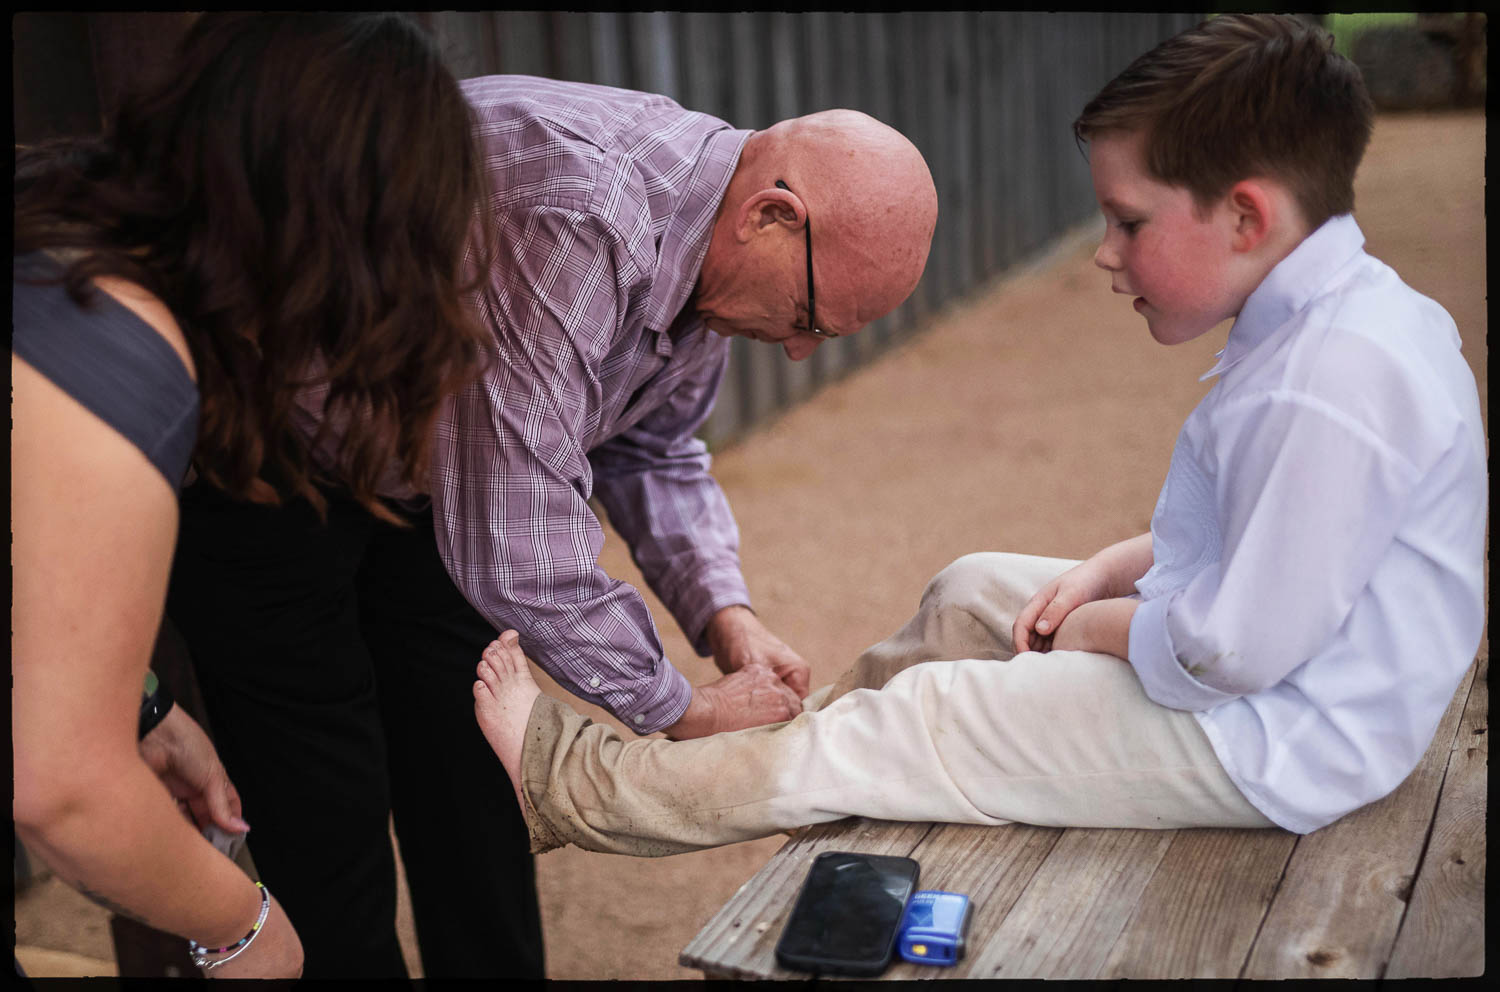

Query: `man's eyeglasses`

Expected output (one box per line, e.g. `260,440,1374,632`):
776,179,836,339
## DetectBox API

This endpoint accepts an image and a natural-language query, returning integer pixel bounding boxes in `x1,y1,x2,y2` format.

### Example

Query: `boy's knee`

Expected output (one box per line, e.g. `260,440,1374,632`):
928,552,1012,594
923,552,1032,611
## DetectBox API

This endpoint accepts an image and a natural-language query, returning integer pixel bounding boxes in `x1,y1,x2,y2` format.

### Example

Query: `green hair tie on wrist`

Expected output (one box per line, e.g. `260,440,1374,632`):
138,671,174,739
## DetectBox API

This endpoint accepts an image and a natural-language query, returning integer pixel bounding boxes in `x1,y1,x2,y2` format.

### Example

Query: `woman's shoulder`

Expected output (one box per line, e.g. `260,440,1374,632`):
90,275,197,382
13,253,201,489
14,251,196,382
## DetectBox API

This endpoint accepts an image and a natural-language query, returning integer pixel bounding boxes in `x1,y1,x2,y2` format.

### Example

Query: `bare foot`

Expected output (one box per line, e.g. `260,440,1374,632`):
474,630,542,813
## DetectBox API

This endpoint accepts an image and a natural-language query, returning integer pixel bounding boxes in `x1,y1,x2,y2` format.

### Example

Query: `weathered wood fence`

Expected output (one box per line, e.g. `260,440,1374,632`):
13,10,1200,445
408,11,1201,445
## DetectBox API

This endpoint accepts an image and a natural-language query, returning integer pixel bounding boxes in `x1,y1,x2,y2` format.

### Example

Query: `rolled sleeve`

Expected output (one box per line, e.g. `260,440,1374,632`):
1128,593,1241,711
1135,381,1424,707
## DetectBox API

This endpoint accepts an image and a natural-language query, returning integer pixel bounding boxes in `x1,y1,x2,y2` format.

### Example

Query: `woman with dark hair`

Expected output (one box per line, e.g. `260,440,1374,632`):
13,12,500,978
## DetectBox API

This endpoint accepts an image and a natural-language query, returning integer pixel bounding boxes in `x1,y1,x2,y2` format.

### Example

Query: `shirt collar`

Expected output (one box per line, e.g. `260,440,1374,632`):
1199,213,1366,381
644,126,752,339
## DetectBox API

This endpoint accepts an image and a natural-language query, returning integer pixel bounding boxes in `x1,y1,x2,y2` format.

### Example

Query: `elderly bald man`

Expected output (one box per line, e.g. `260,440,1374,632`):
442,80,936,740
166,74,936,978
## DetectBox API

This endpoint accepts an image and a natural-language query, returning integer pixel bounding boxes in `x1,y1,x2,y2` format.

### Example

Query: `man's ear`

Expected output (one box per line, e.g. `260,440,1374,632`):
1225,179,1275,253
735,186,803,240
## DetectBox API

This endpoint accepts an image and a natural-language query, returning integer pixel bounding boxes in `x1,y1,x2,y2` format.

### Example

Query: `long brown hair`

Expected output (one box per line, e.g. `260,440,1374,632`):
14,12,496,522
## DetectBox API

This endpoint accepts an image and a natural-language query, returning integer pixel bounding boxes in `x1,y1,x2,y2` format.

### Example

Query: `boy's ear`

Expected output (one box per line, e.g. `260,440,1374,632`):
1225,179,1275,253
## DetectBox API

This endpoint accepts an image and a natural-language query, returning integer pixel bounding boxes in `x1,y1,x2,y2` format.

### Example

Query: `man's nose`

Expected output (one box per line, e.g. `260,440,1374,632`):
1093,240,1120,271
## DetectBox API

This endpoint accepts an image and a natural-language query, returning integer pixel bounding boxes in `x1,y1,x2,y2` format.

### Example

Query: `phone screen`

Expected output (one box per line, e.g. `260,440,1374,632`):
775,851,920,974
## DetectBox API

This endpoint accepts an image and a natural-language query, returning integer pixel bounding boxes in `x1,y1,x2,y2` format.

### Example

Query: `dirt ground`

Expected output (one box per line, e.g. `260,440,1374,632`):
13,110,1487,979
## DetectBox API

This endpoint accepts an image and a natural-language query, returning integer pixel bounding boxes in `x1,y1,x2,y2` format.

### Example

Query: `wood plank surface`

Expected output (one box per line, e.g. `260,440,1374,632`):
1386,657,1487,978
1241,662,1478,979
1099,828,1297,978
680,663,1483,980
964,827,1174,979
678,817,933,979
884,822,1061,980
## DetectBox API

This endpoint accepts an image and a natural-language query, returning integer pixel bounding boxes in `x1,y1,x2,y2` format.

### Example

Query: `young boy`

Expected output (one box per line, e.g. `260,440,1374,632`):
470,14,1487,855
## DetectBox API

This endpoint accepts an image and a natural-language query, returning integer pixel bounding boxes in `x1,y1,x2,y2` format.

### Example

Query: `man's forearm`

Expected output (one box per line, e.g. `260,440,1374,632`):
704,603,757,673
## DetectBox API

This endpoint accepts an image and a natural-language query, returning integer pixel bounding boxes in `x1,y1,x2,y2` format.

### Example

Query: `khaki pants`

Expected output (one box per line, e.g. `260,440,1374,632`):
519,553,1273,856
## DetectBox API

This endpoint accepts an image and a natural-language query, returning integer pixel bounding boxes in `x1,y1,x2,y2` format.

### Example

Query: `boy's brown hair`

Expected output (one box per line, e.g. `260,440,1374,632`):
1073,14,1374,228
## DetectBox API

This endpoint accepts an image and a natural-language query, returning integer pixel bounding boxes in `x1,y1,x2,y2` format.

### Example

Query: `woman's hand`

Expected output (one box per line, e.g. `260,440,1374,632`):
138,705,250,834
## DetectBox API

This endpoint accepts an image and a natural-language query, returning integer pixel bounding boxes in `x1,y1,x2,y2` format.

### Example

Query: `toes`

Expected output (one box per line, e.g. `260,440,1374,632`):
473,677,491,700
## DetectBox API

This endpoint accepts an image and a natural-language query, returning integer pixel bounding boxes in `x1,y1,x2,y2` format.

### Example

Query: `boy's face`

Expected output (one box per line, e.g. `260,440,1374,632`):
1089,130,1242,345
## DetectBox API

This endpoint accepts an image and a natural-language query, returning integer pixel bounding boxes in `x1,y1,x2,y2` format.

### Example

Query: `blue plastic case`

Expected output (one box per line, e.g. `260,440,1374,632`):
897,890,971,966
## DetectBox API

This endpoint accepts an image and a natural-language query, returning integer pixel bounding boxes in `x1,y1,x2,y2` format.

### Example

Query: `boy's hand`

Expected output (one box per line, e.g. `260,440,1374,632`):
1048,597,1139,659
1013,559,1115,654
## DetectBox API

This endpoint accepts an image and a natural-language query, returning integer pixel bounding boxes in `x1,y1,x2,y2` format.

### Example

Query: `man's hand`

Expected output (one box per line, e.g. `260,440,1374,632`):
138,705,250,835
663,666,803,740
705,604,811,698
1046,597,1139,659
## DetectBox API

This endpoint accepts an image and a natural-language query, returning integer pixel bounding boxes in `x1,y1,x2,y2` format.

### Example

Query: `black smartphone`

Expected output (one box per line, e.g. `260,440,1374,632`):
774,850,921,976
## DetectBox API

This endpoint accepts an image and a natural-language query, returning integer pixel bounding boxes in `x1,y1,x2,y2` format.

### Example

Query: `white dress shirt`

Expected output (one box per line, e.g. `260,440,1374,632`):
1127,214,1487,833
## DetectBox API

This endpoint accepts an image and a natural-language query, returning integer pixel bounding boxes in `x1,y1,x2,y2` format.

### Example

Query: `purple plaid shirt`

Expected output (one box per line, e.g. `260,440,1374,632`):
426,76,754,733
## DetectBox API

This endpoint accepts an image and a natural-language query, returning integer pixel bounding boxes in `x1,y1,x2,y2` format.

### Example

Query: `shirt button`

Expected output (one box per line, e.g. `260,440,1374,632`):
633,715,645,725
589,676,601,688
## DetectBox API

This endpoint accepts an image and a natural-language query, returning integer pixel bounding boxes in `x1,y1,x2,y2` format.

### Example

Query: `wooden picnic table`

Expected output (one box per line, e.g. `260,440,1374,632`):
681,658,1485,980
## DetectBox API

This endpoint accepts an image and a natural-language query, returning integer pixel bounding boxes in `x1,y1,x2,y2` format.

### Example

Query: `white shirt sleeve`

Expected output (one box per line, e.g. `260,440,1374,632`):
1129,388,1424,711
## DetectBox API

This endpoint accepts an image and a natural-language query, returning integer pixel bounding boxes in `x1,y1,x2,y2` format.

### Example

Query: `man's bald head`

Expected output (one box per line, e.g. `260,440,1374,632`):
695,109,937,359
752,110,937,320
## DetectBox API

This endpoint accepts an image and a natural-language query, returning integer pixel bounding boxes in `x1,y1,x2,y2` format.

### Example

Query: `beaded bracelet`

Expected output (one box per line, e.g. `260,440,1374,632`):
189,881,271,971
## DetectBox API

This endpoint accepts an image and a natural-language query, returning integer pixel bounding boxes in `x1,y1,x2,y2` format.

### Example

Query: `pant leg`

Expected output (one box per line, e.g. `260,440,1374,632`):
358,506,544,979
166,483,408,979
819,552,1079,707
518,553,1272,856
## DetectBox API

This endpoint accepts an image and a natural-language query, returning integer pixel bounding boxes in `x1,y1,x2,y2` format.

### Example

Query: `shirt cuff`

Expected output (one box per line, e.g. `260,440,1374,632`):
663,563,753,656
1128,594,1241,712
623,661,695,736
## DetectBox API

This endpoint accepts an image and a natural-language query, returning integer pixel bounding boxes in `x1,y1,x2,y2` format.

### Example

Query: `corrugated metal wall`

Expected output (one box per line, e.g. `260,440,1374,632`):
13,11,1201,446
409,11,1201,445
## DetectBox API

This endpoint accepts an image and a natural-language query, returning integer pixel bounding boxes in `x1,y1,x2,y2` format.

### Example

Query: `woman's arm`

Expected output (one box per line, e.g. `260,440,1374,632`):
11,350,301,977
